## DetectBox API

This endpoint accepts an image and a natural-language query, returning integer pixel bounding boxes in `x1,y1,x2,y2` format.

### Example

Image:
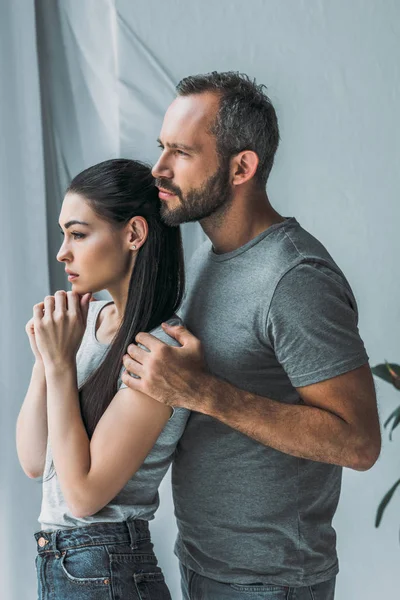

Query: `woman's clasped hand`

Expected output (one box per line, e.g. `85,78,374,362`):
29,291,92,367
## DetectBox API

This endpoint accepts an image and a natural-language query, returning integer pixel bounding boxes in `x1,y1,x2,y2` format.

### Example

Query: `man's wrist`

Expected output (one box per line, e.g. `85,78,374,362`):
191,372,225,417
195,375,251,428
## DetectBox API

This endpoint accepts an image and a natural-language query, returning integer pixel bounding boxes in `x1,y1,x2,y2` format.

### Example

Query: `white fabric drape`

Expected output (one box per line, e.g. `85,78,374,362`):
0,2,49,598
2,1,400,599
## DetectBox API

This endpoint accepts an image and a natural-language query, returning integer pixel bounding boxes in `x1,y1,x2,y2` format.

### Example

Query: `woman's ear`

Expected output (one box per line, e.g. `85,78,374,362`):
126,216,148,251
231,150,259,187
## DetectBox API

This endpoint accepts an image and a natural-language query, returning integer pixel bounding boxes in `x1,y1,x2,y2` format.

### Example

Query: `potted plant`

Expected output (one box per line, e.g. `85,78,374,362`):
371,362,400,527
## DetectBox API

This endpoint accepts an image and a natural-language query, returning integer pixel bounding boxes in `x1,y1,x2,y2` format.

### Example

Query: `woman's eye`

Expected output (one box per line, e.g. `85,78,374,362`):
58,230,84,239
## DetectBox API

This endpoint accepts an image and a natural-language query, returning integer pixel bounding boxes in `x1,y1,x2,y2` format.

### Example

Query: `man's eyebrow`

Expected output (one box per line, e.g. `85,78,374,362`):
157,138,197,152
59,220,90,230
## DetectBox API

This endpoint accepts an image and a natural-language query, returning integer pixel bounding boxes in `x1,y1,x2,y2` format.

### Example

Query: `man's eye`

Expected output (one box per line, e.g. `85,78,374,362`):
176,150,188,157
158,143,164,151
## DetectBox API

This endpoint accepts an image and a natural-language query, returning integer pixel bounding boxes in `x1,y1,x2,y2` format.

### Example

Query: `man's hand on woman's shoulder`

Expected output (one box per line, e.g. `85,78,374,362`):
122,323,210,410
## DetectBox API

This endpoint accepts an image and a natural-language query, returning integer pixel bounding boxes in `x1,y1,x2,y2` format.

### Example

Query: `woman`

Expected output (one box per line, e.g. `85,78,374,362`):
16,159,189,600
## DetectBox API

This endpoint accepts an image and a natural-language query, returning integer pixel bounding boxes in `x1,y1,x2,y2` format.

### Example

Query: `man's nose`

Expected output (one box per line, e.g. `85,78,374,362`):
152,156,173,180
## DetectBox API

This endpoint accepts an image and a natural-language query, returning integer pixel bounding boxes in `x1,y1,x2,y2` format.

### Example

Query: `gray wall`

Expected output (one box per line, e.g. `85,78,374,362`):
2,1,399,598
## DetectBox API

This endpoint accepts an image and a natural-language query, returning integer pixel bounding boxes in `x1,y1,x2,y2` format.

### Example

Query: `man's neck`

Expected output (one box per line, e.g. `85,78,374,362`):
200,191,285,255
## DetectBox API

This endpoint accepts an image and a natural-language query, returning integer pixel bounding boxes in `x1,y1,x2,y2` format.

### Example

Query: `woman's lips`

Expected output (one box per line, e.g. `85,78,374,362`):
66,270,79,281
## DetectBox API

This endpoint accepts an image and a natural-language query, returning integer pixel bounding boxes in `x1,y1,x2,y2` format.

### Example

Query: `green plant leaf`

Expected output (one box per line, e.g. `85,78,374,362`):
371,364,393,383
384,406,400,440
384,406,399,428
371,363,400,389
375,477,400,527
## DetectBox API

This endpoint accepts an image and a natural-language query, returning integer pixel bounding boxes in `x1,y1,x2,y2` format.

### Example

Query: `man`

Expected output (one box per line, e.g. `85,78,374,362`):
121,72,381,599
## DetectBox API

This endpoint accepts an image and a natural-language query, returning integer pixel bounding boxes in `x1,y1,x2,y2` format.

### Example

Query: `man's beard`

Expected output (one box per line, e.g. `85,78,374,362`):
156,160,232,227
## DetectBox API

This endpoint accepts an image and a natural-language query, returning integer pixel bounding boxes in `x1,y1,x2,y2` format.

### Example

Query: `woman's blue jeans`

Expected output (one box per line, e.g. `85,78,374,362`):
34,519,171,600
180,563,336,600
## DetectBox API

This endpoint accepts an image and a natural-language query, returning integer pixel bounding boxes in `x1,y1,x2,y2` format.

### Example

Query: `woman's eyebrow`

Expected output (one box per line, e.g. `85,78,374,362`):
59,220,90,229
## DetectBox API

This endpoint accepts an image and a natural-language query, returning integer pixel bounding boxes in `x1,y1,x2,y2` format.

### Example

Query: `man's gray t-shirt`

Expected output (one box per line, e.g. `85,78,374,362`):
172,217,369,586
39,300,190,530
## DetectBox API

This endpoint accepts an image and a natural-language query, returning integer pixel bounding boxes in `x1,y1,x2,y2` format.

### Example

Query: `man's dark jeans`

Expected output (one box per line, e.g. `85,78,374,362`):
180,563,336,600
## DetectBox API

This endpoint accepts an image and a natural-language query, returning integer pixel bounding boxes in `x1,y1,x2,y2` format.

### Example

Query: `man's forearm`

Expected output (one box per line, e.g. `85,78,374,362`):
197,375,370,470
121,326,379,469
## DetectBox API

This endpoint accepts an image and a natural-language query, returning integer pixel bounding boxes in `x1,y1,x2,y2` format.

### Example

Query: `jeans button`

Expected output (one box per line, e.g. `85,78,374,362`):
38,537,48,548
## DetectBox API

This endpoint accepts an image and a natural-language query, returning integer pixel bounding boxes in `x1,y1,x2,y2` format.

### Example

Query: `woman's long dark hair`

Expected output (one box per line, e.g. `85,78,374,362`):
69,158,184,439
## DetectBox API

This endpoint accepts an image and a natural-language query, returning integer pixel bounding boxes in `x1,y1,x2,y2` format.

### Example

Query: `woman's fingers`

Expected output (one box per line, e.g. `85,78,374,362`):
54,290,67,314
66,291,80,316
25,317,34,334
44,295,55,316
33,302,44,320
79,293,92,323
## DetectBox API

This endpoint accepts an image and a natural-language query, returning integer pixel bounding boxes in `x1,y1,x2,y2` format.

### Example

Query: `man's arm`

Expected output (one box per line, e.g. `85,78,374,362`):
198,363,380,470
122,262,381,471
122,326,380,471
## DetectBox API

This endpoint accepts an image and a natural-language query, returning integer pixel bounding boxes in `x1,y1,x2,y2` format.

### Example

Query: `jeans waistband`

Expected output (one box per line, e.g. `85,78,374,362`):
34,519,150,555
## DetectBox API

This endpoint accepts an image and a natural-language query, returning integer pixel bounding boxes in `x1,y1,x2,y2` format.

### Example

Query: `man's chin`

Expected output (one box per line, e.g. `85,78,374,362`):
160,205,185,227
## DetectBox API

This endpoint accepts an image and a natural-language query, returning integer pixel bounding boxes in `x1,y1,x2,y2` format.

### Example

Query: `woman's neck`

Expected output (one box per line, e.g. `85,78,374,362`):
106,276,130,321
95,283,128,344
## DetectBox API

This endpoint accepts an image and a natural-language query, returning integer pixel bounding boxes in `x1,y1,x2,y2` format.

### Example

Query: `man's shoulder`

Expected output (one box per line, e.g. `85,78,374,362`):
273,220,347,284
278,219,333,259
184,219,342,287
187,239,211,267
258,218,333,267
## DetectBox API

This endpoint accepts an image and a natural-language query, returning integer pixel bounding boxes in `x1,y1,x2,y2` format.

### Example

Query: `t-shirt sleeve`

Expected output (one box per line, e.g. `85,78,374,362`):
266,261,369,387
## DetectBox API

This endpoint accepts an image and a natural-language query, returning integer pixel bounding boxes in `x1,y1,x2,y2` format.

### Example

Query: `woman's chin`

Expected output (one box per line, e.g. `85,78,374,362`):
70,281,88,294
70,278,103,295
71,283,100,296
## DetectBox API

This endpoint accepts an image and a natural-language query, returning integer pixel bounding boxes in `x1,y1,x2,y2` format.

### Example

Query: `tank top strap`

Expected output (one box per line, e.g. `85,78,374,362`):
86,300,113,338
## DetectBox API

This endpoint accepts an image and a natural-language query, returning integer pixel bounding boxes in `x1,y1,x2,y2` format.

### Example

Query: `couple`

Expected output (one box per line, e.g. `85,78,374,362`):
17,72,380,600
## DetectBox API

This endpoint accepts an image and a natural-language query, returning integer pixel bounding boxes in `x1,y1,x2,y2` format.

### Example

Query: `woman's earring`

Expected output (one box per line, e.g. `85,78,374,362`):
131,245,136,250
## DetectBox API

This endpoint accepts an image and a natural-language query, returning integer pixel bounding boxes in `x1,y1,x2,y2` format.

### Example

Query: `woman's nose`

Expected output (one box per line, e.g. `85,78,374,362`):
56,241,70,263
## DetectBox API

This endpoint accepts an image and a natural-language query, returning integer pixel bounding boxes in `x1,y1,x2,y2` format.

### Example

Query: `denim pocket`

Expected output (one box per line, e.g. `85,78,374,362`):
59,546,111,587
108,550,170,600
133,570,171,600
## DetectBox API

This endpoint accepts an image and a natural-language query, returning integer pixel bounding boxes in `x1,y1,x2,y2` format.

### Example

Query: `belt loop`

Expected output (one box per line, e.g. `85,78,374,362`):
126,519,137,550
54,530,61,558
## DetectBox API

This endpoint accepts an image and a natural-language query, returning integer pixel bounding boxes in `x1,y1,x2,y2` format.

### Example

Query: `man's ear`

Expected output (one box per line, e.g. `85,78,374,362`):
231,150,259,186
